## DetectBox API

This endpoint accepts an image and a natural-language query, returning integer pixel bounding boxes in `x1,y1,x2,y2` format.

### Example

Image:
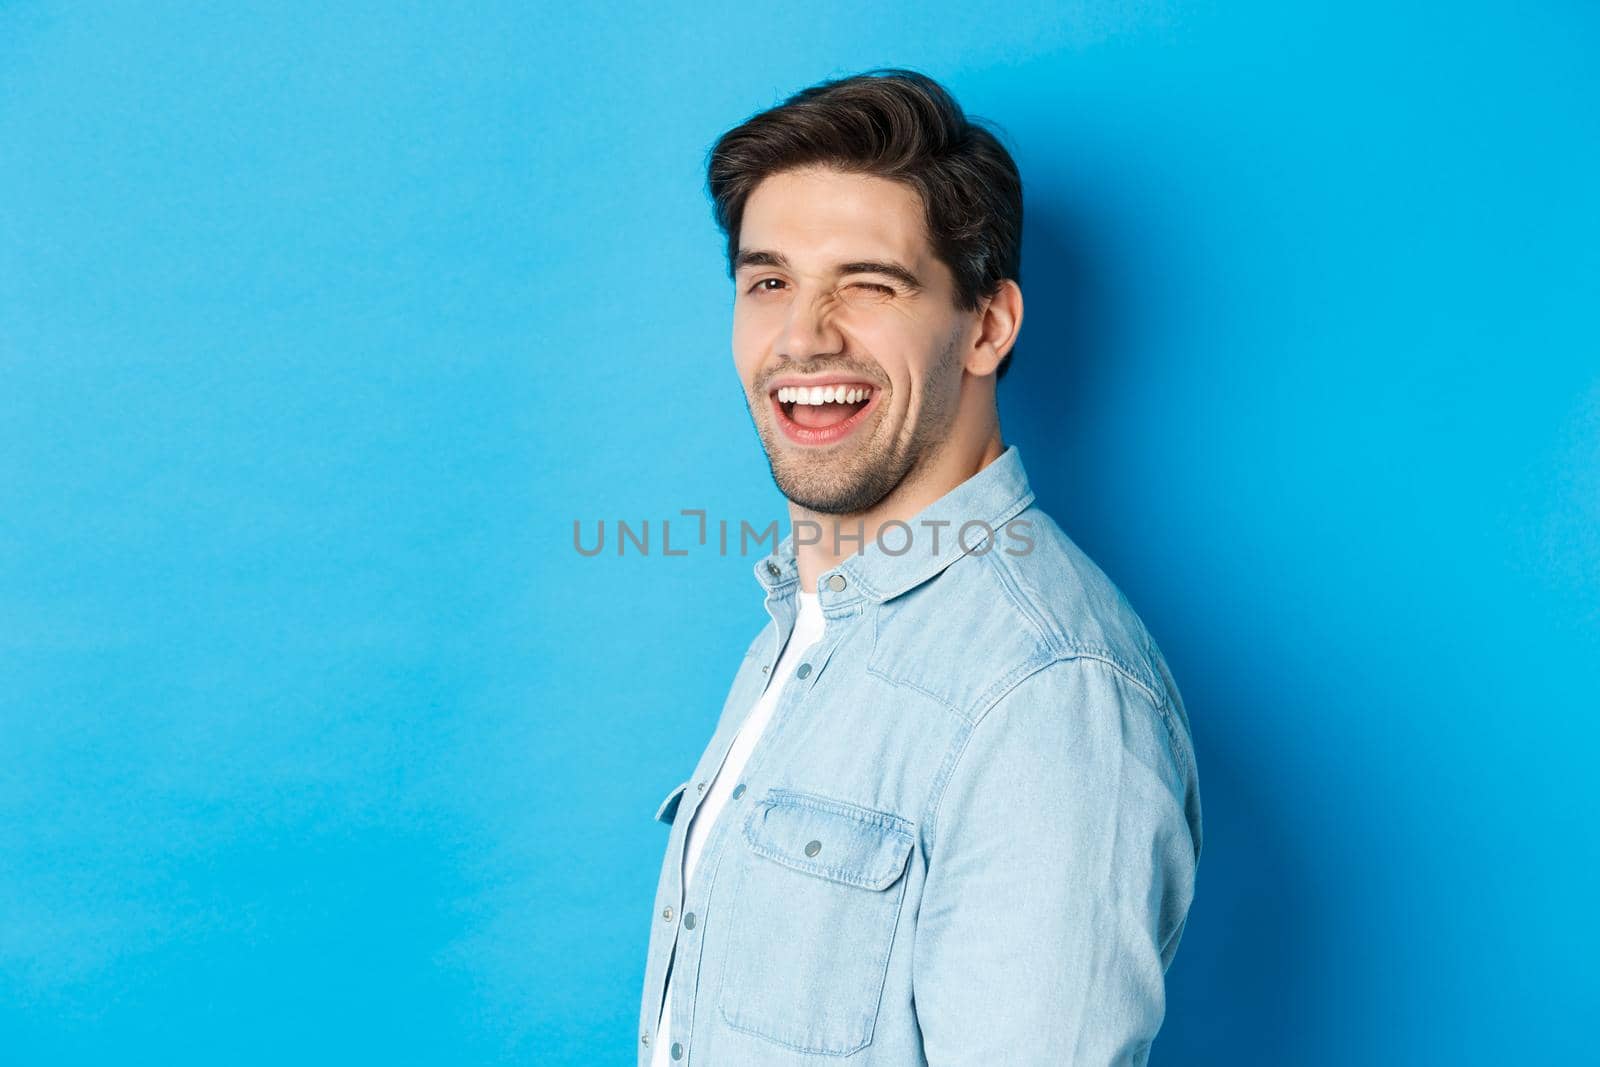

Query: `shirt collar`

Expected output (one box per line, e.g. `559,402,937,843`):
752,444,1036,606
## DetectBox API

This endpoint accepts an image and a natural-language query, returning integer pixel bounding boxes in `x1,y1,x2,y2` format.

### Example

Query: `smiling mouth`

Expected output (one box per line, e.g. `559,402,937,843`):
769,382,880,446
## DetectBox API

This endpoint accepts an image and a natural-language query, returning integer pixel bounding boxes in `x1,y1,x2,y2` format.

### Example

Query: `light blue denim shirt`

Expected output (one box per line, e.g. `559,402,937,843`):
638,444,1202,1065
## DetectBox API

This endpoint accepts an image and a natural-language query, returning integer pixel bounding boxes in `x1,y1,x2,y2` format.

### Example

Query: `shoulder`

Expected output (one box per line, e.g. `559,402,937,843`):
870,502,1174,725
983,504,1169,706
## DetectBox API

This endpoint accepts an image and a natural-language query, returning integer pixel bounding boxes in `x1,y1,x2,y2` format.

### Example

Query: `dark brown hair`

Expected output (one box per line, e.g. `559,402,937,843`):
706,67,1024,380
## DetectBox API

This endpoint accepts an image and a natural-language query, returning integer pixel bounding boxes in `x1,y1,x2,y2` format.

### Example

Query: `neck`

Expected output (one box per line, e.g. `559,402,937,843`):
791,415,1004,594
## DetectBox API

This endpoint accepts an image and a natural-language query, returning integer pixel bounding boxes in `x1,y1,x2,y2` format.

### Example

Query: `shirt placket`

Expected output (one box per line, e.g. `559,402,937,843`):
640,583,800,1063
651,597,861,1065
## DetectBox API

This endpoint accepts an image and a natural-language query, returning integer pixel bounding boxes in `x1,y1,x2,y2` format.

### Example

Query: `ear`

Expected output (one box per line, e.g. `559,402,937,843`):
963,280,1023,377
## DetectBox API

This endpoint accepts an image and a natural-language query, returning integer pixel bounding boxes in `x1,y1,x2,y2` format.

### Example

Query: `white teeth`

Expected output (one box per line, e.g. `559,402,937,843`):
778,384,875,405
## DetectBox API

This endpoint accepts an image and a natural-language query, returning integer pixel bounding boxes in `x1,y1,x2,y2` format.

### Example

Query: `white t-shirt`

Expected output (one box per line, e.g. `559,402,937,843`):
652,589,827,1061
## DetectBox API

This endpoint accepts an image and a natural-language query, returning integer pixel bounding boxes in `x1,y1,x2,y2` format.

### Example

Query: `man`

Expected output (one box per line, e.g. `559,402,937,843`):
639,68,1201,1066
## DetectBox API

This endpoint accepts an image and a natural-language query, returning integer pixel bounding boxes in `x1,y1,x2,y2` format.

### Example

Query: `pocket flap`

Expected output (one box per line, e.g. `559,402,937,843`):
655,779,690,824
742,789,914,891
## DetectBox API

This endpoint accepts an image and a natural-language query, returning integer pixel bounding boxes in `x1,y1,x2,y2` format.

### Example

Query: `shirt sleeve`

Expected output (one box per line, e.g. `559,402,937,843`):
911,655,1200,1066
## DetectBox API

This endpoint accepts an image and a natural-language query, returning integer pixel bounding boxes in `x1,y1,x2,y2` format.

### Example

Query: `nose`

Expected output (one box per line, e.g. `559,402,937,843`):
778,288,844,363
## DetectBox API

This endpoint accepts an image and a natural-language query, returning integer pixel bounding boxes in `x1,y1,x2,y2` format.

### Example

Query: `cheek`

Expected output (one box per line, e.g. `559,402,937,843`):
847,308,928,358
731,316,765,377
853,328,940,413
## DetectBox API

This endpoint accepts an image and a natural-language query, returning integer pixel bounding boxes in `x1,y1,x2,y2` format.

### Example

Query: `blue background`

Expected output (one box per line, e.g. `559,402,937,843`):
3,3,1596,1063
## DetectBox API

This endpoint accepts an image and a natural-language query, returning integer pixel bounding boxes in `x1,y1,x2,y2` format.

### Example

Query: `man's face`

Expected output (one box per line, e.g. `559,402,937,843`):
732,165,971,515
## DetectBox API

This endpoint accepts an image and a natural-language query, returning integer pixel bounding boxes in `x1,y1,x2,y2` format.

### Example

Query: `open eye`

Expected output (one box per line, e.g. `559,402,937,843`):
746,277,787,294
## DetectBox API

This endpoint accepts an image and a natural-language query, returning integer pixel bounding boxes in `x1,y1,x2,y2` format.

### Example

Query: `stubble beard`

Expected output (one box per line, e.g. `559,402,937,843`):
751,330,964,517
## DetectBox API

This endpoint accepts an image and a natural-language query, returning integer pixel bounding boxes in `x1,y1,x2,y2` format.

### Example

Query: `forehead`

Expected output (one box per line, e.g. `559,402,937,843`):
739,166,933,268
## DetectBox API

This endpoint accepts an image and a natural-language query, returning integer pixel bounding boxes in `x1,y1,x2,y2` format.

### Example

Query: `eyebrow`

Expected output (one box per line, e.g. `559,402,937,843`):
734,248,924,292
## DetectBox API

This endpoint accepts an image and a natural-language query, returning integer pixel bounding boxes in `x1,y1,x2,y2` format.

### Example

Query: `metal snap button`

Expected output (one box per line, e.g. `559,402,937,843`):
804,839,821,857
797,663,812,679
683,911,696,929
661,905,673,922
732,783,745,799
826,573,847,592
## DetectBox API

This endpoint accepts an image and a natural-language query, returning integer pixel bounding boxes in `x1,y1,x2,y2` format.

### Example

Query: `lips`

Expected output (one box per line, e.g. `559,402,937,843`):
769,385,881,447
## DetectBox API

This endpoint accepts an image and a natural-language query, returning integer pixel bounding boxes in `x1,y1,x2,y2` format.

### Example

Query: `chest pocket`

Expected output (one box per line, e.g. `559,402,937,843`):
717,788,915,1056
